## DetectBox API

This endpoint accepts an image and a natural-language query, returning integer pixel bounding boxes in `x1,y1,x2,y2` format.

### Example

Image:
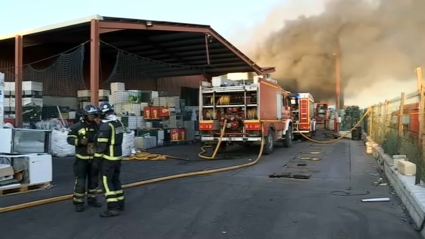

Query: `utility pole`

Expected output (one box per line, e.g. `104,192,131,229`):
334,37,342,132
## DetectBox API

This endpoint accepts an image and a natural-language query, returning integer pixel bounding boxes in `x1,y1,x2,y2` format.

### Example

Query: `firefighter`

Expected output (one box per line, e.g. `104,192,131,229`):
94,102,125,217
67,104,102,212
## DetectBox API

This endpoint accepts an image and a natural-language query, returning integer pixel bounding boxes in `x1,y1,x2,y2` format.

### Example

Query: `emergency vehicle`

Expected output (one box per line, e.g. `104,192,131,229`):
290,93,316,137
315,102,330,125
199,76,293,155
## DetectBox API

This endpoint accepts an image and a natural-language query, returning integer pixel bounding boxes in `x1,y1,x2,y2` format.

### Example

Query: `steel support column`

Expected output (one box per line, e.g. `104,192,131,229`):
205,34,210,65
15,35,23,127
90,19,100,105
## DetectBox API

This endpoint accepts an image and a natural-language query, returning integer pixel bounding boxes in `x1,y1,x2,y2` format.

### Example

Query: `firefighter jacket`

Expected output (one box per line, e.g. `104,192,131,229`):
94,115,125,161
67,118,99,160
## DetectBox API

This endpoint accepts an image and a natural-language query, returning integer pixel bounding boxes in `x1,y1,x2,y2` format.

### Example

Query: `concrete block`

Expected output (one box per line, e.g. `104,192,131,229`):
398,161,416,176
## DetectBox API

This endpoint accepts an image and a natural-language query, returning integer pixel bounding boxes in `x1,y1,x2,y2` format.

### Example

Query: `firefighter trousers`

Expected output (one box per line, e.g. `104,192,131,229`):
101,160,124,210
73,158,100,205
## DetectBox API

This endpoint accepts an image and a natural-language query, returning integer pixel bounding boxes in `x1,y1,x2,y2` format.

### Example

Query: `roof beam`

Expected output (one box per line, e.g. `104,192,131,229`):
148,32,199,42
101,46,227,58
120,37,193,65
99,21,210,33
98,20,274,74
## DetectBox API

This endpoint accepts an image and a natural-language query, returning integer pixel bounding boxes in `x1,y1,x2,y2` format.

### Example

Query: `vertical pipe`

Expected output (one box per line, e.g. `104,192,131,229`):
384,100,389,136
335,39,341,112
398,92,405,152
334,38,341,133
205,34,210,65
90,19,100,106
416,67,424,185
15,35,23,127
378,102,382,143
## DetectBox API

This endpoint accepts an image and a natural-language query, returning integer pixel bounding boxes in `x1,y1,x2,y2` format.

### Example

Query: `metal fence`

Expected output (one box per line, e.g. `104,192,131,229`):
365,81,424,184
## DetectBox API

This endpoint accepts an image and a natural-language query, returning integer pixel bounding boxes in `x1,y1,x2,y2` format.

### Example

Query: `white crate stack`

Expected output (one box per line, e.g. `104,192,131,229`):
77,89,111,108
123,103,142,116
134,136,157,149
4,81,43,117
152,97,167,107
109,82,127,105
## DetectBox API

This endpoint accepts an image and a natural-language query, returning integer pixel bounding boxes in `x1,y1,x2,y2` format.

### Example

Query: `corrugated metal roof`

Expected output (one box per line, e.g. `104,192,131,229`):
0,15,102,41
0,15,275,75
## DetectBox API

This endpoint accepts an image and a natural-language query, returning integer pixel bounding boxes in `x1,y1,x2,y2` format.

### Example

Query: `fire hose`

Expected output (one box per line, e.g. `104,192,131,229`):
198,119,228,160
295,107,371,144
0,121,265,214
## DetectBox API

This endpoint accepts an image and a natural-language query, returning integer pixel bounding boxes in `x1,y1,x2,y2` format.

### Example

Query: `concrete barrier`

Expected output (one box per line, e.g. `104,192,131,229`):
364,133,425,236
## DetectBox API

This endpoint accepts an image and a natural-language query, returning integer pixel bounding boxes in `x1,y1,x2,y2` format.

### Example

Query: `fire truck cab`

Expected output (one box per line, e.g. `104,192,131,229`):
290,93,316,138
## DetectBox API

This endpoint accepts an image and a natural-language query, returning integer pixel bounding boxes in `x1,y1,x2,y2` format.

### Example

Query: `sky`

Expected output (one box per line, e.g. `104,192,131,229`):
0,0,285,48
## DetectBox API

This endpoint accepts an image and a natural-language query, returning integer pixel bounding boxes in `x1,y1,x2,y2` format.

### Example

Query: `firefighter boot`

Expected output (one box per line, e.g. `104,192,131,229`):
118,201,125,211
75,204,84,212
88,198,102,208
99,209,119,217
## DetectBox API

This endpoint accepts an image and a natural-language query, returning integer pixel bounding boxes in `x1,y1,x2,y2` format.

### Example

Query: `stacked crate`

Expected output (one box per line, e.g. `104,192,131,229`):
77,89,110,109
110,83,145,130
4,81,43,119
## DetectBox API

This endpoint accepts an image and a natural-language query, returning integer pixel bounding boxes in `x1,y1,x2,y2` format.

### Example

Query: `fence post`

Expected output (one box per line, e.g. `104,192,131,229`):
384,100,389,138
371,106,374,137
416,67,424,185
398,93,405,153
378,102,382,143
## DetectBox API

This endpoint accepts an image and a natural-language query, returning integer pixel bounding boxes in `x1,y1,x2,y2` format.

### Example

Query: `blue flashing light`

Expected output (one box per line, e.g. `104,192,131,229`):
295,93,300,99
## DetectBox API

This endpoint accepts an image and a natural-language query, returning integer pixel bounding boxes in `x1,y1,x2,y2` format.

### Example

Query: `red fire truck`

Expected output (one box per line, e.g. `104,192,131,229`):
198,76,294,155
290,93,316,138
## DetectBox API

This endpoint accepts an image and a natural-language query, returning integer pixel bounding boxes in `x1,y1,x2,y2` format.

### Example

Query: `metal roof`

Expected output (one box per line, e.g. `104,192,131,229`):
0,15,275,77
0,15,103,41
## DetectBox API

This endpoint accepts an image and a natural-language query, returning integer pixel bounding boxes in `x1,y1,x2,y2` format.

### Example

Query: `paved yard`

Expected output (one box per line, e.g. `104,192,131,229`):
0,133,421,239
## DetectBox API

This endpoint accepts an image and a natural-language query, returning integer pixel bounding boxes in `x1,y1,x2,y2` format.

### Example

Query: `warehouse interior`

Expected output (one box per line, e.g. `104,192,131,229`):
0,15,274,144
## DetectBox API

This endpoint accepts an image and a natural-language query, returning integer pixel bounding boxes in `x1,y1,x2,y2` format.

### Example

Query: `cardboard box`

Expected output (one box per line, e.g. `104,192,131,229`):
158,107,170,117
150,106,159,119
143,107,151,119
170,129,185,141
0,164,14,178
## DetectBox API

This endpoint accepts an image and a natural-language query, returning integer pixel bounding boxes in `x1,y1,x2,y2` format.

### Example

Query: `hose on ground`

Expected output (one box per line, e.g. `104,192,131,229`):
123,152,189,161
198,119,228,160
0,122,265,214
295,107,371,144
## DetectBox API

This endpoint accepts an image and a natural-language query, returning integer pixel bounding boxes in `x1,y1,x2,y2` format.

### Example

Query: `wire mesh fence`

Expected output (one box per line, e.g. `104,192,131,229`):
366,90,424,184
0,40,209,127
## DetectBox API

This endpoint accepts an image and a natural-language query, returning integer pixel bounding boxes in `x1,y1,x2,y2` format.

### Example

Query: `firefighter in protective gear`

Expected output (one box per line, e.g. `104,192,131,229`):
67,104,102,212
94,102,125,217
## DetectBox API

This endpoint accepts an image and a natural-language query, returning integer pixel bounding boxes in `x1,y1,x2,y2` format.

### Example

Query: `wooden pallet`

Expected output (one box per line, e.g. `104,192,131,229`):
0,182,50,196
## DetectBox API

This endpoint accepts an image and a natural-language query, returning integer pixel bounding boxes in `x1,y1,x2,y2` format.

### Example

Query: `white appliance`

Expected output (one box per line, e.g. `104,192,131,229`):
0,153,52,185
0,128,52,154
212,77,240,87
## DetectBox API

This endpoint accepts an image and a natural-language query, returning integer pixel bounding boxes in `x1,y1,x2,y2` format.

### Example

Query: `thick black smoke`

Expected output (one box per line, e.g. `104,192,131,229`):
249,0,425,104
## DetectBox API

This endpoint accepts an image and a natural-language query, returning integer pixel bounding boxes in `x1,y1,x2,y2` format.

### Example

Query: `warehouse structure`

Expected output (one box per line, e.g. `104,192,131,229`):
0,15,275,127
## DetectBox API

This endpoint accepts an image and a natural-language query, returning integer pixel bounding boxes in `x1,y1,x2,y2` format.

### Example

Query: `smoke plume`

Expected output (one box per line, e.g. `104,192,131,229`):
245,0,425,106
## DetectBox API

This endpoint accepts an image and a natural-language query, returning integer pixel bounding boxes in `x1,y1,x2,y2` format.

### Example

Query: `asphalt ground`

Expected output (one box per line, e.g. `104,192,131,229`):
0,131,422,239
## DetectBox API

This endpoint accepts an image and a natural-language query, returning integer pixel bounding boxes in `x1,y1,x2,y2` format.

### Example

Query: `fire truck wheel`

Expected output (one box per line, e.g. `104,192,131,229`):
283,126,293,148
263,130,275,155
